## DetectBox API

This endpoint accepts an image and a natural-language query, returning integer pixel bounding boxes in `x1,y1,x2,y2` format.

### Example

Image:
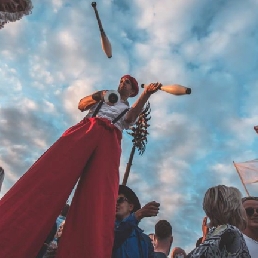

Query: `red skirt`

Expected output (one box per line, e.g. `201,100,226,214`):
0,118,122,258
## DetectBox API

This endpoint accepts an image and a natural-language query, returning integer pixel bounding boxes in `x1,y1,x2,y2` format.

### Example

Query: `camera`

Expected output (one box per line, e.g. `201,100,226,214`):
104,90,120,104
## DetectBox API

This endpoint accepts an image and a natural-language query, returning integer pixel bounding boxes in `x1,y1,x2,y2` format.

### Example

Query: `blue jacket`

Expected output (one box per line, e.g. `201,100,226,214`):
112,213,154,258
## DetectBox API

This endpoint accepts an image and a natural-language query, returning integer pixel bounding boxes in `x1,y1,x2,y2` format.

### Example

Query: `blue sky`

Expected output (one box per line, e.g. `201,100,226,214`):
0,0,258,254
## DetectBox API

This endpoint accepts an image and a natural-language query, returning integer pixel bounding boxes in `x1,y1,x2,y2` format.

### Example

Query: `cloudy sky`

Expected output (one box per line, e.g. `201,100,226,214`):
1,0,258,254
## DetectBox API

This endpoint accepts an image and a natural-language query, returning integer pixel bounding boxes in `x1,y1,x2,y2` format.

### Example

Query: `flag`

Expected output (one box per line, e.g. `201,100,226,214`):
234,159,258,184
0,167,4,192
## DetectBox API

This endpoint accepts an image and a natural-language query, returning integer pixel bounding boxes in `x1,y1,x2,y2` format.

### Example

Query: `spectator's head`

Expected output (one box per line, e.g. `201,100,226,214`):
116,185,141,220
155,220,172,240
203,185,247,231
242,196,258,233
148,233,154,245
153,220,173,255
60,203,70,217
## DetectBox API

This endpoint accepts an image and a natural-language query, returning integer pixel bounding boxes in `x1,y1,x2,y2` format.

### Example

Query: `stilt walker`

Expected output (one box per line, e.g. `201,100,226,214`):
0,76,162,258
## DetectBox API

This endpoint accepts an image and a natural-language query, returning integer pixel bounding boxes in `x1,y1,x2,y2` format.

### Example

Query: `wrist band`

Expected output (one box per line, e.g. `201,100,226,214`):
92,91,102,101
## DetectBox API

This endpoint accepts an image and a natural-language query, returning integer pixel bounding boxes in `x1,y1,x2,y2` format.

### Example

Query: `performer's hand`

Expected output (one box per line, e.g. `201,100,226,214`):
134,201,160,221
202,216,209,242
144,82,162,95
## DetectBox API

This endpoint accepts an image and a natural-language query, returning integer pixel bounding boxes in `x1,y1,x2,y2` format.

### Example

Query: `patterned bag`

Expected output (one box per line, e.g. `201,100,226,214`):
187,225,251,257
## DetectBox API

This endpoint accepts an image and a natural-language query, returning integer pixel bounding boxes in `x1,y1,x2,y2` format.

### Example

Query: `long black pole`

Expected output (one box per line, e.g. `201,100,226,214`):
122,145,136,185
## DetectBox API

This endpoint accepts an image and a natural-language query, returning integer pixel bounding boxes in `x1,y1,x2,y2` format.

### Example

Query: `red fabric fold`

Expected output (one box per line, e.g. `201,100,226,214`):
0,117,121,258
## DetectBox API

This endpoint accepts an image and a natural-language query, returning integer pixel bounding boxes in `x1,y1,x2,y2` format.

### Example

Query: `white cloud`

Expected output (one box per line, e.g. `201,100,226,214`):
52,0,63,13
20,98,38,111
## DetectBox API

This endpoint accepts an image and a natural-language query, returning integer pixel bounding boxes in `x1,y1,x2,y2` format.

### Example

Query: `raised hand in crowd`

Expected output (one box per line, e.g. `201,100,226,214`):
201,216,209,243
135,201,160,221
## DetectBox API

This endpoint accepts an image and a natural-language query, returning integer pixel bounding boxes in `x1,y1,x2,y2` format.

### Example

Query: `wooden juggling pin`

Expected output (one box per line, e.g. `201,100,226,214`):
91,2,112,58
141,84,191,95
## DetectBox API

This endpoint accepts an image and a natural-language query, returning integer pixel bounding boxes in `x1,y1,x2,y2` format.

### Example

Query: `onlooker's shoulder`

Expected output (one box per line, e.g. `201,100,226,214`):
142,232,152,242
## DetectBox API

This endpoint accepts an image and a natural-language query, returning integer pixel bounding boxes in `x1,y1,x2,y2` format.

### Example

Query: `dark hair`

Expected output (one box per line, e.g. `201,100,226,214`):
242,196,258,203
155,220,172,239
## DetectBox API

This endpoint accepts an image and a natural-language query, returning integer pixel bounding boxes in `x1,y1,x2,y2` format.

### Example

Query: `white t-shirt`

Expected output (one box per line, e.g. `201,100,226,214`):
86,101,133,131
243,234,258,257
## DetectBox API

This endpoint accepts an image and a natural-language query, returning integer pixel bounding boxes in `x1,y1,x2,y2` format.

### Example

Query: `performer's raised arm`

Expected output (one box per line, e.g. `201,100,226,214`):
124,82,161,124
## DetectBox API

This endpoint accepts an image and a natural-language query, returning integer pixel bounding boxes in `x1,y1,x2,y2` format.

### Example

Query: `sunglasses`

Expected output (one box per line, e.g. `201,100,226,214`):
117,196,130,204
245,207,258,217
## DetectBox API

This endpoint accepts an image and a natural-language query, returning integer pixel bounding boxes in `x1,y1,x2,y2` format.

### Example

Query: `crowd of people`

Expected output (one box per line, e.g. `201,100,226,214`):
113,184,258,258
31,184,258,258
0,71,257,257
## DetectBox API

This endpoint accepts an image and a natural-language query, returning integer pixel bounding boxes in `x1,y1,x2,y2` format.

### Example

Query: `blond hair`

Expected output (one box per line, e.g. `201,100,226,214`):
203,185,247,231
